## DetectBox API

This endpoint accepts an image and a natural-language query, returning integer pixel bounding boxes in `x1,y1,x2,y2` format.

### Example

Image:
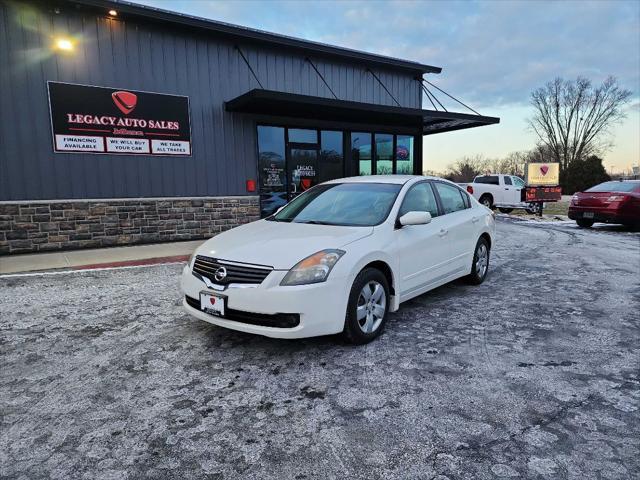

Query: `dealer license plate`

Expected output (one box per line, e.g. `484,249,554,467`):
583,212,594,219
200,292,225,316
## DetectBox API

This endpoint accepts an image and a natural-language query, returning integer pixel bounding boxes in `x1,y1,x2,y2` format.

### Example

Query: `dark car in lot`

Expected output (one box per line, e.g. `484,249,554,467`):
569,180,640,228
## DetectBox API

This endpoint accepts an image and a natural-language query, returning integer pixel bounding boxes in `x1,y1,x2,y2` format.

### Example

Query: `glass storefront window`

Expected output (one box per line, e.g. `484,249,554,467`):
352,132,372,175
396,135,414,175
257,126,286,217
257,127,416,218
319,131,343,183
375,133,393,175
288,128,317,144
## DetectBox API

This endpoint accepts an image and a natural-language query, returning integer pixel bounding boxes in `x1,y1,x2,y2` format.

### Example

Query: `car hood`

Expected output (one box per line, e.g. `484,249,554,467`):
196,220,373,269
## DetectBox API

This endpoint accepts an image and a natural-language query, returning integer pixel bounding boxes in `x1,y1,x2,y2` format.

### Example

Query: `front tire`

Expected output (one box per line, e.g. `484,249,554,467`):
576,219,594,228
498,208,514,214
342,268,390,345
465,237,490,285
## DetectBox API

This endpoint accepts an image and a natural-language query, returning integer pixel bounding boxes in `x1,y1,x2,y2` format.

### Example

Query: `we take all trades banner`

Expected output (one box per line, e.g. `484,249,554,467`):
526,162,560,186
47,81,192,157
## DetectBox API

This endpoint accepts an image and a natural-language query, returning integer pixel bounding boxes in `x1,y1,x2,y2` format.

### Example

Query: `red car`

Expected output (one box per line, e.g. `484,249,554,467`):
569,180,640,228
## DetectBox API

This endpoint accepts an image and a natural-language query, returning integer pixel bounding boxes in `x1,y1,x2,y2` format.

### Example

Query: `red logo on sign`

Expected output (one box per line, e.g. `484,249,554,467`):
301,178,312,190
540,165,549,176
209,297,216,305
112,91,137,115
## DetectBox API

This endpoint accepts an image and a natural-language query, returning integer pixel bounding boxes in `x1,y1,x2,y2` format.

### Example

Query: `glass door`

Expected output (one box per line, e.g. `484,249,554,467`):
288,146,319,201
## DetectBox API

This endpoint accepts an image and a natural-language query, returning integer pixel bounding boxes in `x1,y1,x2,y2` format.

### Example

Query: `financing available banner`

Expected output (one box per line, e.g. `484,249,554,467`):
47,81,191,156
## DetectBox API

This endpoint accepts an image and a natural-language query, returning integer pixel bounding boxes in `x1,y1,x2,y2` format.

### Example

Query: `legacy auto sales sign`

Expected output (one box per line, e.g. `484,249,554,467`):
47,81,191,156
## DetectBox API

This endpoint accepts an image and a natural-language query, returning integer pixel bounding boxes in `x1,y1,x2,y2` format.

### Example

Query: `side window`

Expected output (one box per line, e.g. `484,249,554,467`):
512,176,525,187
504,176,512,185
434,182,466,214
461,190,471,208
399,182,439,218
475,176,499,185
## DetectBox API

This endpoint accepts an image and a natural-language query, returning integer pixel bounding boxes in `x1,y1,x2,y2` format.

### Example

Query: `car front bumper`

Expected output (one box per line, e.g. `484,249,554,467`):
180,264,350,339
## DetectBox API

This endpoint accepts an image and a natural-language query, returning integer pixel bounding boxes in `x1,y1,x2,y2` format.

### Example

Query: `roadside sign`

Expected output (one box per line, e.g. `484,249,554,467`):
526,162,560,186
525,186,562,202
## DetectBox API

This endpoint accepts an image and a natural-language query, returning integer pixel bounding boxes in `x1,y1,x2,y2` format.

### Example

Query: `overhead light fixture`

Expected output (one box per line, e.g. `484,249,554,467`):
108,9,118,16
55,38,74,52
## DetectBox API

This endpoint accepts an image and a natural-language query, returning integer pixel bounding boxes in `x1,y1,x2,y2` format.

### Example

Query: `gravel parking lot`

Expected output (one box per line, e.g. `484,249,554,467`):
1,219,639,480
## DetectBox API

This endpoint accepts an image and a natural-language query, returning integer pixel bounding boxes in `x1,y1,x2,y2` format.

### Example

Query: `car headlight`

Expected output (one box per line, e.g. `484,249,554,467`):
280,249,345,286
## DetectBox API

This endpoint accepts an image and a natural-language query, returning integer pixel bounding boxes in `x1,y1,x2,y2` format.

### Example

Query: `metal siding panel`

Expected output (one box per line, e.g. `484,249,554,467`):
0,2,420,201
0,5,22,200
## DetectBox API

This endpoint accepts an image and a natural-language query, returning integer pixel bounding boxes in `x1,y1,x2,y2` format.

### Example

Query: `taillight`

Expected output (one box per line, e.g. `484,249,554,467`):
607,195,626,202
467,185,474,194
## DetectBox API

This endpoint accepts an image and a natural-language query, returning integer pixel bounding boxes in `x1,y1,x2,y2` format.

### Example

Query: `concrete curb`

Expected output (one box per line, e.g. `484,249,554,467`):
0,240,202,275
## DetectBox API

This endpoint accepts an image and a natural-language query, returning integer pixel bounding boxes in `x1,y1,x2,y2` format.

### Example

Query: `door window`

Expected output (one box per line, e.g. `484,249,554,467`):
512,176,525,187
399,182,439,218
289,148,318,198
288,129,317,143
504,176,512,185
257,126,287,216
434,182,467,214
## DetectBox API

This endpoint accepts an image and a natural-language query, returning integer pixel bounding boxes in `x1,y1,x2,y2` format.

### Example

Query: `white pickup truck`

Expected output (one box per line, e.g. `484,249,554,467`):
463,174,540,214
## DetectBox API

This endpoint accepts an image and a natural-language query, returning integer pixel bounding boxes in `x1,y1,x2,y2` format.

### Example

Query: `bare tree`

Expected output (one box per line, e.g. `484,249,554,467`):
488,151,527,177
445,155,488,182
528,76,632,171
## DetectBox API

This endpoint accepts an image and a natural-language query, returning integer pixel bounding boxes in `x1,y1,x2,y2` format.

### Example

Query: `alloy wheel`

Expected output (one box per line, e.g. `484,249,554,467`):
356,280,386,334
475,244,488,278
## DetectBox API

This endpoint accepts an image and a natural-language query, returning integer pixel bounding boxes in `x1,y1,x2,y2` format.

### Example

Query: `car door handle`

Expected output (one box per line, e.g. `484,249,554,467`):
438,228,448,237
504,188,510,190
472,217,480,223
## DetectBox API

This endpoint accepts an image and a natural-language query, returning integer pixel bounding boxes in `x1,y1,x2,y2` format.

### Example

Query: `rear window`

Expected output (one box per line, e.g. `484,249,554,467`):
475,176,499,185
586,181,639,193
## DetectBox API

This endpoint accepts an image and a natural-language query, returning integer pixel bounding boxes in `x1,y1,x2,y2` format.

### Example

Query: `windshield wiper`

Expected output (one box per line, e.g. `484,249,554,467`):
294,220,336,225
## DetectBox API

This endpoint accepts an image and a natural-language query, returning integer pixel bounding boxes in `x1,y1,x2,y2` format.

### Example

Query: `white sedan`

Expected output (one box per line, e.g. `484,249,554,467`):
181,175,495,344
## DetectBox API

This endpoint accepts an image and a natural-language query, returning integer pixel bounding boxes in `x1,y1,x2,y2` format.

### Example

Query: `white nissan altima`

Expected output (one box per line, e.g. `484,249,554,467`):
181,175,495,344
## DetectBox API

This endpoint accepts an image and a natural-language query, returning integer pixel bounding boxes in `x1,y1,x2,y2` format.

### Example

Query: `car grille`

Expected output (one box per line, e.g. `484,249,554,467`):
184,295,300,328
192,255,272,286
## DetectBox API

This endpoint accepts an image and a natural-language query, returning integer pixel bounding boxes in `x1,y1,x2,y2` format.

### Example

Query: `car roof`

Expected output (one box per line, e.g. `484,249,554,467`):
325,175,439,185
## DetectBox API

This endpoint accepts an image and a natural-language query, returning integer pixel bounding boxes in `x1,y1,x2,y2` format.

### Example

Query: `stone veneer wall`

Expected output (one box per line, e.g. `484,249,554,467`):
0,196,260,255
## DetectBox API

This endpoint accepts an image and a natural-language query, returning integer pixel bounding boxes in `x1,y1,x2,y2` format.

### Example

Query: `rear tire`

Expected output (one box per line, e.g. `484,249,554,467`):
479,194,494,210
498,208,514,214
576,219,594,228
465,237,490,285
342,268,390,345
525,203,541,214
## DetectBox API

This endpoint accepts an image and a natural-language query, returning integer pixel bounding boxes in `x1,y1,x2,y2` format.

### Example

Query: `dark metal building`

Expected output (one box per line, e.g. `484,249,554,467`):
0,0,499,255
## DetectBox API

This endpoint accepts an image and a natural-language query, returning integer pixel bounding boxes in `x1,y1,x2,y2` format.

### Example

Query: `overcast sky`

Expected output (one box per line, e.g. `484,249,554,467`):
136,0,640,173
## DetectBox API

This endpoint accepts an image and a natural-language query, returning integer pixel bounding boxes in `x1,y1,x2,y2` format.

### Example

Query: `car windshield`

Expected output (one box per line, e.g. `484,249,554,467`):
269,182,402,226
586,181,639,193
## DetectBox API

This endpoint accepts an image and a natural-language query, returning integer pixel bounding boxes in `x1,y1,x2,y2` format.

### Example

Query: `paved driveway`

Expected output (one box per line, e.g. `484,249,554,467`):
1,219,639,479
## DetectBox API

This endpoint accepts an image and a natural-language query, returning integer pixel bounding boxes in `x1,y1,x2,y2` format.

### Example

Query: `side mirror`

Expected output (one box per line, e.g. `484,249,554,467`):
399,211,432,226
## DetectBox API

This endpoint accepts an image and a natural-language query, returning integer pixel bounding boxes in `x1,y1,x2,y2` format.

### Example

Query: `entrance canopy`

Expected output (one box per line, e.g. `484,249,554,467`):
225,89,499,135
